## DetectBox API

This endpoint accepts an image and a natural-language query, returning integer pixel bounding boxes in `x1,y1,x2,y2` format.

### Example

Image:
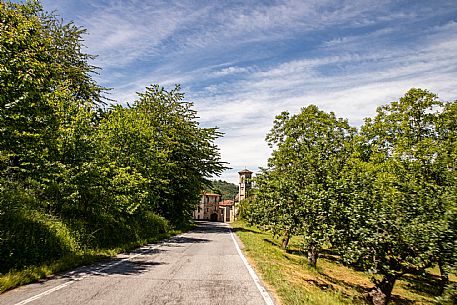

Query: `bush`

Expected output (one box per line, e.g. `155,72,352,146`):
63,211,169,249
0,186,79,273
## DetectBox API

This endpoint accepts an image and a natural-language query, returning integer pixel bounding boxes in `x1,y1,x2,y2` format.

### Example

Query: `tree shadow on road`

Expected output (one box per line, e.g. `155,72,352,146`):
169,236,210,244
191,222,231,234
97,259,168,276
46,248,170,281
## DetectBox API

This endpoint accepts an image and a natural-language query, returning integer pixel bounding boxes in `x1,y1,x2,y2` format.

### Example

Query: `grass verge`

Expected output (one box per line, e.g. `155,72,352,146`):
231,220,456,305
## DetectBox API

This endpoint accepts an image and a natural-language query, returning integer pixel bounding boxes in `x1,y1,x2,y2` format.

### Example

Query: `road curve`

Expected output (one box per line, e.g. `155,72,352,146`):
0,221,275,305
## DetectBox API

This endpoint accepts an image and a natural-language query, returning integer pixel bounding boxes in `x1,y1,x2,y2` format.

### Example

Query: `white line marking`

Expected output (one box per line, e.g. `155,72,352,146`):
12,244,162,305
229,228,275,305
13,282,73,305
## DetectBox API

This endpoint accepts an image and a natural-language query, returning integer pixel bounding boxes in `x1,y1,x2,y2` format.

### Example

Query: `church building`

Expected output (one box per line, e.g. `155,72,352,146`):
192,169,253,222
192,193,221,221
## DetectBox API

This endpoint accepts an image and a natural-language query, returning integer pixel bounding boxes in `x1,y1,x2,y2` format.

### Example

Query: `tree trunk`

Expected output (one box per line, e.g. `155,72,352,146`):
307,242,319,268
438,257,449,294
281,230,290,249
368,274,396,305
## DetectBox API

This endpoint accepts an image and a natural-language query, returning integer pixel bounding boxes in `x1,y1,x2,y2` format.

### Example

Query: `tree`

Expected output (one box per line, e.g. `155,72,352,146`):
251,106,355,265
0,0,227,271
0,0,110,263
97,85,228,226
435,100,457,292
249,166,302,250
208,180,238,200
0,0,104,183
0,0,61,178
337,89,453,305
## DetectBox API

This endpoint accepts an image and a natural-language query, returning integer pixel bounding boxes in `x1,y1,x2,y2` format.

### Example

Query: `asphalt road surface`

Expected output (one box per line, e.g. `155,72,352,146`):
0,221,275,305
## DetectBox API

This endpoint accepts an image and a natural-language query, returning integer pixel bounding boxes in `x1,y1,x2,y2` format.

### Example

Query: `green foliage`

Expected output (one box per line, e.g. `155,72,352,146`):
233,220,455,305
232,221,362,305
207,180,238,200
0,0,225,280
0,180,79,273
238,197,255,220
246,89,456,305
247,105,355,265
0,0,103,181
435,101,457,285
334,89,456,304
95,85,227,226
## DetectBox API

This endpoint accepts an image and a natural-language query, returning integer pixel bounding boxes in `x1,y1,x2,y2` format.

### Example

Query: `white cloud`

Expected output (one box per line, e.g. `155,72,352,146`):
40,0,457,184
212,66,250,77
191,21,457,183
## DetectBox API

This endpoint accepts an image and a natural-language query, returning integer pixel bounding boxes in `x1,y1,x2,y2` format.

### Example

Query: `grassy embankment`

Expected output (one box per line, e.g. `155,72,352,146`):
232,220,456,305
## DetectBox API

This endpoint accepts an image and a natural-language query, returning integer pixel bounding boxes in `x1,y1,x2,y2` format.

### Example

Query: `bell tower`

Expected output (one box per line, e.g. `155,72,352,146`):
238,169,253,201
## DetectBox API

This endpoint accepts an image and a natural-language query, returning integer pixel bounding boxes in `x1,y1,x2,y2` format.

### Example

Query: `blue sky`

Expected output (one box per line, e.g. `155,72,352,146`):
39,0,457,183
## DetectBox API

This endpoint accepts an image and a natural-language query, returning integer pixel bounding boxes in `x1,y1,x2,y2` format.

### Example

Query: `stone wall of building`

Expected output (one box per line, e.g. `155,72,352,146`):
193,193,221,221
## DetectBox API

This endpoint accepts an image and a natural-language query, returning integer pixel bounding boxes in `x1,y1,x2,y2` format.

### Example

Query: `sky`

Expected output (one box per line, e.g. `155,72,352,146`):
37,0,457,184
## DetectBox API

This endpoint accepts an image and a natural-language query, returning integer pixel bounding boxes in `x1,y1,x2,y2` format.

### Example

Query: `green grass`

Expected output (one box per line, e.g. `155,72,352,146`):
0,228,185,293
231,220,456,305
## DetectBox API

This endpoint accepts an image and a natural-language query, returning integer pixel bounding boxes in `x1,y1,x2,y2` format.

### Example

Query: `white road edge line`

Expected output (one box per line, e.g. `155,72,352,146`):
12,243,162,305
229,228,275,305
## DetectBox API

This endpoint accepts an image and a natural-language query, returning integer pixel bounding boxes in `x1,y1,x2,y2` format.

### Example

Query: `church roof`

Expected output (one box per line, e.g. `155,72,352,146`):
238,169,253,174
203,192,221,197
219,199,234,206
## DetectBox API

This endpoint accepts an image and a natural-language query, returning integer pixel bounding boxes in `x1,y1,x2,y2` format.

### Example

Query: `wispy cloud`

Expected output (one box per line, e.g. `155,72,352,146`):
212,66,250,77
41,0,457,183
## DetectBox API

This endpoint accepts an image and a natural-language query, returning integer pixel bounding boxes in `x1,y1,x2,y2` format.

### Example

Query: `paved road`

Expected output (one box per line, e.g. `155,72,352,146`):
0,222,275,305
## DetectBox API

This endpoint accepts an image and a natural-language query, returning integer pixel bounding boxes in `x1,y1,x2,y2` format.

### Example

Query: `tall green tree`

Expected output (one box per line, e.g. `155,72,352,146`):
435,100,457,291
249,166,302,249
251,106,355,266
337,89,453,305
0,0,109,266
1,0,61,179
97,85,227,226
0,0,103,184
1,0,229,272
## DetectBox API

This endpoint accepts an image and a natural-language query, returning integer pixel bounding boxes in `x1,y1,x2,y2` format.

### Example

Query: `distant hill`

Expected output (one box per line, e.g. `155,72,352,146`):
206,180,238,200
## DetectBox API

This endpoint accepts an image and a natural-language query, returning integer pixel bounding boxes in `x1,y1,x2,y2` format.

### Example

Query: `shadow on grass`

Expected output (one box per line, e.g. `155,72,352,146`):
320,252,344,265
263,238,282,248
317,264,435,305
303,278,332,290
318,271,370,295
401,272,443,297
388,295,416,305
285,249,306,256
230,226,260,234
